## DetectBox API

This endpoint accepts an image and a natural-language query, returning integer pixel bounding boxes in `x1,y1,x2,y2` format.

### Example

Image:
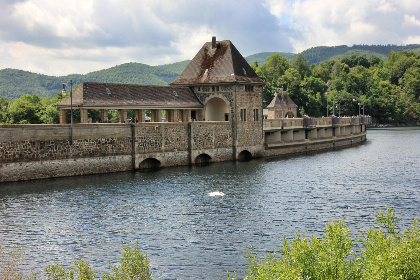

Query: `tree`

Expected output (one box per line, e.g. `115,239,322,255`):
257,53,290,83
0,97,8,123
7,94,42,124
299,76,327,117
292,54,309,80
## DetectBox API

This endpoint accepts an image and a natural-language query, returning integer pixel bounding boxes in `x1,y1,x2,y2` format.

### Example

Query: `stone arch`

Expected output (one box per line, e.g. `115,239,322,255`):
238,150,253,162
194,153,212,166
139,158,161,170
203,95,230,121
285,111,295,118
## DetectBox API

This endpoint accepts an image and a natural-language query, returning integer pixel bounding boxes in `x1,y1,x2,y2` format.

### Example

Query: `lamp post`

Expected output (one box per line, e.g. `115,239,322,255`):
62,80,73,145
327,81,334,116
353,97,362,116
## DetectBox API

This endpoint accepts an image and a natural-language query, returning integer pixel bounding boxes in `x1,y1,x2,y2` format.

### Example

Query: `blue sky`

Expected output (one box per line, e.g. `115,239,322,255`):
0,0,419,76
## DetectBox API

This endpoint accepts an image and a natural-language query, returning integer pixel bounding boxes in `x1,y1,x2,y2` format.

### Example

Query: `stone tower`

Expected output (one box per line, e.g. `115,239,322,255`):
171,37,266,159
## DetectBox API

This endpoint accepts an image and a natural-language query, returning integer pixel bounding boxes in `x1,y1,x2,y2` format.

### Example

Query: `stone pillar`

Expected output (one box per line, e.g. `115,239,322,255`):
135,109,145,122
100,109,108,123
167,109,174,122
196,109,203,121
151,109,161,122
177,110,183,122
173,110,180,122
182,109,191,122
80,109,88,123
118,109,127,123
59,109,67,124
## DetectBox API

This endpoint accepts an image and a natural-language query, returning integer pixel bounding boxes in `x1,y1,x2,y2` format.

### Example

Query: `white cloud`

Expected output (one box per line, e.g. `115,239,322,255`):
404,14,420,27
0,0,419,76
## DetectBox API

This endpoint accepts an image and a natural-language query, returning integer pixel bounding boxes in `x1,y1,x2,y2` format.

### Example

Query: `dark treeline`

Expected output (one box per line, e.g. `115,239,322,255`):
254,51,420,125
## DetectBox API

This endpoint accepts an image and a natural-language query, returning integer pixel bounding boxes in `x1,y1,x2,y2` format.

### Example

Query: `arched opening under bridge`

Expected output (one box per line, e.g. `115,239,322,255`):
238,150,253,162
139,158,161,170
195,154,212,166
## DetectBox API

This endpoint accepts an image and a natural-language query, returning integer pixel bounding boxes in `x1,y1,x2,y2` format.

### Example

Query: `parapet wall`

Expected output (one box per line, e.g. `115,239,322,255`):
1,120,367,183
0,122,236,182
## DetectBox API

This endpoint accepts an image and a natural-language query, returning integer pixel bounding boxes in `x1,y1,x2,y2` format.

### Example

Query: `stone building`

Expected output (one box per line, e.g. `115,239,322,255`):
57,36,266,159
57,83,204,124
264,90,297,119
171,36,266,158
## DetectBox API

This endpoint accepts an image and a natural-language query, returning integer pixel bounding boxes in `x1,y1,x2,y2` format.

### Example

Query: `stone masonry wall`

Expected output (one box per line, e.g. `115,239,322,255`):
0,122,235,182
0,124,133,182
0,124,132,163
195,84,265,156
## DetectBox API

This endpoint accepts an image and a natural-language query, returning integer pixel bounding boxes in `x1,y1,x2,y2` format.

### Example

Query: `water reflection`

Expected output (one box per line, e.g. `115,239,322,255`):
1,128,419,279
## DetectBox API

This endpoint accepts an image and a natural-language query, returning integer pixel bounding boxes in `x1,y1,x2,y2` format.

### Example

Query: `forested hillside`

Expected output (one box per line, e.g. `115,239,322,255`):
0,61,190,99
253,51,420,125
1,44,419,100
1,44,419,125
301,44,420,65
245,52,296,66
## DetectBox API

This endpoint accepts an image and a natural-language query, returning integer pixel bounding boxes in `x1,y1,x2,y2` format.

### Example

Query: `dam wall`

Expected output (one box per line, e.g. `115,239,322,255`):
0,117,368,183
0,122,236,182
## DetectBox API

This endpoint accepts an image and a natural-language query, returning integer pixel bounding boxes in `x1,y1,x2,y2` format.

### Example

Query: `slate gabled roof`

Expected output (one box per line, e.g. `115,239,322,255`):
57,82,204,109
266,92,297,109
171,39,265,85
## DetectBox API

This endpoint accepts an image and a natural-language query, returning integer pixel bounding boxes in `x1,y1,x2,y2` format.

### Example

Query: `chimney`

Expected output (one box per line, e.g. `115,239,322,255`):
212,36,216,48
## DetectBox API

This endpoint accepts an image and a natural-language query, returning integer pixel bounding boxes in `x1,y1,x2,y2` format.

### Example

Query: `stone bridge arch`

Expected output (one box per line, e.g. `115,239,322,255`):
139,158,161,170
238,150,252,162
194,153,212,166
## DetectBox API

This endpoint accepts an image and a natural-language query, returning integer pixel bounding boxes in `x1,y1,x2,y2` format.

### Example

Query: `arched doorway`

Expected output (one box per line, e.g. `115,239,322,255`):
204,97,230,121
139,158,161,170
238,150,252,162
195,154,212,166
285,111,294,118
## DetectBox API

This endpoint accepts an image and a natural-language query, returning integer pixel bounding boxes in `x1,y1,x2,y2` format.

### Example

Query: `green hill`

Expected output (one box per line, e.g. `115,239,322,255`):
301,44,420,64
245,52,296,66
1,44,419,100
0,61,190,99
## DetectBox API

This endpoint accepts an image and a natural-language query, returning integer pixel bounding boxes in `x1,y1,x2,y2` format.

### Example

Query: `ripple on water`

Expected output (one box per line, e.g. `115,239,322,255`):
0,128,419,279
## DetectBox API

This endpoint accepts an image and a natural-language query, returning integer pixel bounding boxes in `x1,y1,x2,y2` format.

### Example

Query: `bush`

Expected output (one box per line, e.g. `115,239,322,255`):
0,246,36,280
228,207,420,280
43,243,152,280
103,243,152,280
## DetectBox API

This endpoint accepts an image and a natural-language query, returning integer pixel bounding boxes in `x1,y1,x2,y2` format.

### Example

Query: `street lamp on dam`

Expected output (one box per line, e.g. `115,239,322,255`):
62,80,73,145
353,97,365,116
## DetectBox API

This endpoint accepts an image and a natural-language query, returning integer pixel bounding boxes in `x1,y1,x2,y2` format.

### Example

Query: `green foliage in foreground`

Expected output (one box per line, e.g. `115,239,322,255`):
227,207,420,280
0,244,152,280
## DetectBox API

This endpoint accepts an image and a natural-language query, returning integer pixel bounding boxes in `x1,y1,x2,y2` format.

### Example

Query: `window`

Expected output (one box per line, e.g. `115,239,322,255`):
240,108,247,121
253,109,259,121
245,85,254,92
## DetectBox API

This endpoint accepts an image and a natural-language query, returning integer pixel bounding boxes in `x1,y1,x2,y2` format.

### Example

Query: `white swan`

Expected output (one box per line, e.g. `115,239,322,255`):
208,191,225,197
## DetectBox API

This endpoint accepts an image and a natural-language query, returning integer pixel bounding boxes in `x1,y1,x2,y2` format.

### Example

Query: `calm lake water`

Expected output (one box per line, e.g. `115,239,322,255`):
1,127,419,279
